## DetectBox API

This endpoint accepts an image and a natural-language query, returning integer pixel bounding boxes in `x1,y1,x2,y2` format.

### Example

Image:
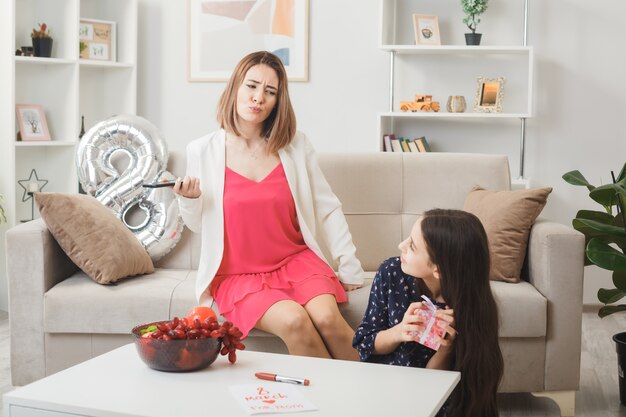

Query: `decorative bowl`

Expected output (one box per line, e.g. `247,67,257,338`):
132,321,221,372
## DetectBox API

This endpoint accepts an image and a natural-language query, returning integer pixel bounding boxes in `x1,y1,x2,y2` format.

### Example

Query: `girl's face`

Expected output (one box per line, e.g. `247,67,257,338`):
398,218,438,280
236,64,279,127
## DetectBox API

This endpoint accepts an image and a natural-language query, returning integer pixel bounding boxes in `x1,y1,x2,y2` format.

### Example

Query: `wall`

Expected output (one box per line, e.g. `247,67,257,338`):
141,0,624,305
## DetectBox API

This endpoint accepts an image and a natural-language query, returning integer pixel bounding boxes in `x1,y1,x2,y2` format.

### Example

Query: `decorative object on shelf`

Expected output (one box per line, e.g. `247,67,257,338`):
400,95,440,112
188,0,309,82
474,76,505,113
15,46,34,56
562,164,626,405
17,169,48,222
79,19,117,61
31,23,53,57
412,14,441,45
76,115,184,260
79,115,86,139
15,104,51,141
446,95,467,113
0,193,6,224
461,0,488,45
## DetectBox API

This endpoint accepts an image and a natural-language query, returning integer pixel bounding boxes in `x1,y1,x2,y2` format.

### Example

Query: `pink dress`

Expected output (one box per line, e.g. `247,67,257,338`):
211,163,347,339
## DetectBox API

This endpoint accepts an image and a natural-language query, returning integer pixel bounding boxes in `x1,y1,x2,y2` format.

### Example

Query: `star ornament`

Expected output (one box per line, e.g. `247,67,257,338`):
18,169,48,202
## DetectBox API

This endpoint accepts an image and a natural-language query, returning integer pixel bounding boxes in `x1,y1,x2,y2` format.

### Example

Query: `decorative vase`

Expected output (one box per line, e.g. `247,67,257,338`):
614,332,626,405
446,96,467,113
465,33,482,46
32,38,53,58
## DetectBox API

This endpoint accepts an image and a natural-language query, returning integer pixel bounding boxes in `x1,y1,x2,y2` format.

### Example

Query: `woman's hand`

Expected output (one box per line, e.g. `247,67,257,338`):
173,176,201,199
435,307,457,351
395,301,427,343
342,283,363,291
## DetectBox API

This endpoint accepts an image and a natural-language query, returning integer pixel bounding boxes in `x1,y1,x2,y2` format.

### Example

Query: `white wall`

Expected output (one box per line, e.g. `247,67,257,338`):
133,0,625,305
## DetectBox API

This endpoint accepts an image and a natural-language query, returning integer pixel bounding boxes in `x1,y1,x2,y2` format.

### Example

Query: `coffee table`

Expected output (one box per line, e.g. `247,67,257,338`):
3,344,459,417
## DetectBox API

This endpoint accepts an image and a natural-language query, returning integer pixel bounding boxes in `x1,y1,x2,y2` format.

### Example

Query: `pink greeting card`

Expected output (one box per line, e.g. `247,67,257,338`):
413,295,448,351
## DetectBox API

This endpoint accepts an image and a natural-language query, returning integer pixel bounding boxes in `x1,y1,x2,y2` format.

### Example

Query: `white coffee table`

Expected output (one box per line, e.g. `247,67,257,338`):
4,344,459,417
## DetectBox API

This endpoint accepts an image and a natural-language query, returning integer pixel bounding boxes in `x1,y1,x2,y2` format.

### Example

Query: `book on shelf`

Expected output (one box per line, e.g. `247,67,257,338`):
390,138,404,152
414,137,431,152
399,138,410,152
406,139,419,152
383,133,395,152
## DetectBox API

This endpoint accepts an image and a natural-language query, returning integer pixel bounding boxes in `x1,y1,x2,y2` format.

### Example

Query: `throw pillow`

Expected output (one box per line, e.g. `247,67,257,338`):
35,192,154,284
463,185,552,283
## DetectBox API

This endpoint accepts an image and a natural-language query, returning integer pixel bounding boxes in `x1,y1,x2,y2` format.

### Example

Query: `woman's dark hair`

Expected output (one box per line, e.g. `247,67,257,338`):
421,208,503,417
217,51,296,153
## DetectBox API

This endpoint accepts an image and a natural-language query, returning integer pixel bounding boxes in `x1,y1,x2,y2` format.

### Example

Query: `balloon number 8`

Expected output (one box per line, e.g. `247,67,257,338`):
76,115,184,260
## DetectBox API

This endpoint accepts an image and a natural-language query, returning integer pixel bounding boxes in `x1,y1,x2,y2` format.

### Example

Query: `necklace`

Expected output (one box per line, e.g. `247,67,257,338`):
227,133,267,160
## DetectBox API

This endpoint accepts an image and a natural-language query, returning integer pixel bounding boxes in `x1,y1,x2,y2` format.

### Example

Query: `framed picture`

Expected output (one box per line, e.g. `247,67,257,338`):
16,104,51,141
188,0,309,82
413,14,441,45
79,19,117,62
474,77,506,113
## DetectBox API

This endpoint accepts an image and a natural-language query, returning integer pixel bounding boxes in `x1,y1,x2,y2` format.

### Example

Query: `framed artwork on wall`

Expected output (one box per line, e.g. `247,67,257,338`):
15,104,51,141
79,19,117,62
474,77,506,113
413,14,441,45
187,0,309,82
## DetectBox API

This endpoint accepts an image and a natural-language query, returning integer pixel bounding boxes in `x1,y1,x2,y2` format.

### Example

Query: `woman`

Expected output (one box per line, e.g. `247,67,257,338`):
174,51,363,360
353,209,503,416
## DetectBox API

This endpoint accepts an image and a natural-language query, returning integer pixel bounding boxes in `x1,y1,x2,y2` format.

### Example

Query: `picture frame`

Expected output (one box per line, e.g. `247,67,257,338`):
413,14,441,46
187,0,309,82
79,18,117,62
16,104,51,141
474,77,506,113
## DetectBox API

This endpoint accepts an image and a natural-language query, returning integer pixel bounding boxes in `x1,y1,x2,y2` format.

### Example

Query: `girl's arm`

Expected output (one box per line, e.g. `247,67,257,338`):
374,301,424,355
426,308,457,370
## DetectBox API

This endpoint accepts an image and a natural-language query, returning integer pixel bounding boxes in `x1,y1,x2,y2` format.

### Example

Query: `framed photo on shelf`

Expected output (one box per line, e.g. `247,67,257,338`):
474,77,506,113
413,14,441,45
187,0,309,82
79,18,117,62
15,104,51,141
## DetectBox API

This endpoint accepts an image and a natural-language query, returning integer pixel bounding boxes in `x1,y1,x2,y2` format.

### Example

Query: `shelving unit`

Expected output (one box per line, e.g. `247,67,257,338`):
378,0,533,186
1,0,137,225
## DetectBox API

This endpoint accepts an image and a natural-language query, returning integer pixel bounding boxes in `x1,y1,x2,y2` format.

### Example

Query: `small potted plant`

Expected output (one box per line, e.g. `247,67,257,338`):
461,0,488,45
31,23,53,57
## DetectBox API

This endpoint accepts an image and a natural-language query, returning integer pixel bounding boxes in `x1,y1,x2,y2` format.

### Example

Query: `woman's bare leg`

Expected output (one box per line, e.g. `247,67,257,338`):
304,294,360,361
256,300,331,358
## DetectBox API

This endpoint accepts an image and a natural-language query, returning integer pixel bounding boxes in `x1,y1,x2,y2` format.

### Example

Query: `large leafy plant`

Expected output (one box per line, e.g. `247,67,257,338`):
461,0,488,34
563,164,626,317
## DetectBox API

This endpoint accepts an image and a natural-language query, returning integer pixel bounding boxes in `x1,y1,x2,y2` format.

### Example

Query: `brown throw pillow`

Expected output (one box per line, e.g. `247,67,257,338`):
463,185,552,283
35,192,154,284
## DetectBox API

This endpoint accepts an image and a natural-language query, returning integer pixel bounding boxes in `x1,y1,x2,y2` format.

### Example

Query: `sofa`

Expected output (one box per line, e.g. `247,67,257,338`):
6,152,584,415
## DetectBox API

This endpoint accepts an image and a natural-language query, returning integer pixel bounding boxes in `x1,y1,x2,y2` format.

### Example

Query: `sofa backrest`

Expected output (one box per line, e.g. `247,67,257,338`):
156,152,511,271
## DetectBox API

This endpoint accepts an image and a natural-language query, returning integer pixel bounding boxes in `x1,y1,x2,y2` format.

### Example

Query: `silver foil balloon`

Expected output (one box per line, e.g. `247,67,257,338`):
76,115,184,261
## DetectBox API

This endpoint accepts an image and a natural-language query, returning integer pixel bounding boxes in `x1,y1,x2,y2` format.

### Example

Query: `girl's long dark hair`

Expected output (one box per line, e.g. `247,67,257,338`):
421,209,503,417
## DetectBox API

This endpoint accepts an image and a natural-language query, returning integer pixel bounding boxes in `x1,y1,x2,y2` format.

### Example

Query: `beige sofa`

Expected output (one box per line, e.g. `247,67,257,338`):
7,152,584,415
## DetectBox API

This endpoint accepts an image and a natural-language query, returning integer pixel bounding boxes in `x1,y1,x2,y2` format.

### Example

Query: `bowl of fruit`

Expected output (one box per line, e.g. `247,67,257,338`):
132,307,245,372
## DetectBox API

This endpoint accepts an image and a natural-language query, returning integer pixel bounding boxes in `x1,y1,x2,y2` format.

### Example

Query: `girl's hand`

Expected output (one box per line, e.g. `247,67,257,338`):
173,176,201,199
436,307,457,351
342,283,363,291
395,302,428,343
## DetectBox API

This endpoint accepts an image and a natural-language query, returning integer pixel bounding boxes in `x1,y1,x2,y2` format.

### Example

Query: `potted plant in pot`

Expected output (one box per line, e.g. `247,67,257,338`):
461,0,488,45
31,23,53,58
563,164,626,404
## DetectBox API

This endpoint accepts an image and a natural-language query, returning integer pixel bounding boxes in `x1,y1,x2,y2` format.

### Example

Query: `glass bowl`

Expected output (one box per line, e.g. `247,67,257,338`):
132,321,221,372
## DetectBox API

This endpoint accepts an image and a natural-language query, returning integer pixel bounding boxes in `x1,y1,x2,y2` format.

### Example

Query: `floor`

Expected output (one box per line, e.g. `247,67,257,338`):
1,308,626,416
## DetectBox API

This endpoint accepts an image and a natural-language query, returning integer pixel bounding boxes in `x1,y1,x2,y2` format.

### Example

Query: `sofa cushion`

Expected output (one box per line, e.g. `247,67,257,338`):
463,186,552,282
35,192,154,284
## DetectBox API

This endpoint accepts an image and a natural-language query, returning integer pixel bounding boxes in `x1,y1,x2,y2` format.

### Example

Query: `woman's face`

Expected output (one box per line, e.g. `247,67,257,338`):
236,64,279,127
398,218,438,279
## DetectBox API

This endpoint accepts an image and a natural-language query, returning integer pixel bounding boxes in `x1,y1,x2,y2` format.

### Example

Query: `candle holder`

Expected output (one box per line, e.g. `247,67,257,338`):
17,169,48,222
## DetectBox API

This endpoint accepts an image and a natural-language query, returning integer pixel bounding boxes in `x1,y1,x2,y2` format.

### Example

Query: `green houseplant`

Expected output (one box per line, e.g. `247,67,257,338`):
31,23,53,57
461,0,488,45
563,163,626,405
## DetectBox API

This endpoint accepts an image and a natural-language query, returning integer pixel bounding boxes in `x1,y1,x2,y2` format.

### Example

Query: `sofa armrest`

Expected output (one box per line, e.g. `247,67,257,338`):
6,218,78,385
526,219,585,391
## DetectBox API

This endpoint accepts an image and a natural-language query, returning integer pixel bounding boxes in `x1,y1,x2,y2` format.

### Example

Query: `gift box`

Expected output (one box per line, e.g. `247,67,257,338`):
413,295,448,351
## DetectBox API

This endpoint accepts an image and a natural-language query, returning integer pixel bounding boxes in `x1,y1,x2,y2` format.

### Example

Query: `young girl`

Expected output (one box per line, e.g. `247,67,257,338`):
353,209,503,417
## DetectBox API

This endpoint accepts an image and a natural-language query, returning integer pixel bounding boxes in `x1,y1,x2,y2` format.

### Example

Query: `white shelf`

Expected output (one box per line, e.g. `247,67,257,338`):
79,60,134,68
15,141,77,147
15,56,75,65
379,112,531,119
380,45,532,55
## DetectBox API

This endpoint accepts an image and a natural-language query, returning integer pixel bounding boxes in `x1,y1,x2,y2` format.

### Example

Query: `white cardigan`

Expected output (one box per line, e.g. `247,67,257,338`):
177,129,364,304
